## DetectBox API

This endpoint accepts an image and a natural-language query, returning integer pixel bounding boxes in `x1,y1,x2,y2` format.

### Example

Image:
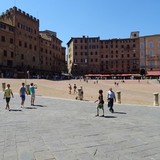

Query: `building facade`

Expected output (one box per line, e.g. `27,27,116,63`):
67,32,140,76
140,35,160,73
0,7,66,78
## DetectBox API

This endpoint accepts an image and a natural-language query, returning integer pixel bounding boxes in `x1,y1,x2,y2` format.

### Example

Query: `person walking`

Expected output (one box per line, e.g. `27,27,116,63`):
95,89,104,116
19,82,27,108
68,84,72,94
107,88,116,113
3,84,14,110
29,83,36,106
73,84,77,94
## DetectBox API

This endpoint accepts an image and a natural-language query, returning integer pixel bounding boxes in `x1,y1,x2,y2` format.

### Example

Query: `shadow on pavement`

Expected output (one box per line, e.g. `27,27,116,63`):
113,111,126,114
102,115,117,118
9,109,22,112
24,107,37,109
34,104,47,107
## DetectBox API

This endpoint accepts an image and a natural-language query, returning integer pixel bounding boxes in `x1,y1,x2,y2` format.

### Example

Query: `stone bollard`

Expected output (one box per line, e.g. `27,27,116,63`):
153,93,159,106
26,85,30,95
2,83,6,91
116,91,121,104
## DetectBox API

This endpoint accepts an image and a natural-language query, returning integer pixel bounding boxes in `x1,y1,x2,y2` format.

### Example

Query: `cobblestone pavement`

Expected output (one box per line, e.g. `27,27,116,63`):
0,92,160,160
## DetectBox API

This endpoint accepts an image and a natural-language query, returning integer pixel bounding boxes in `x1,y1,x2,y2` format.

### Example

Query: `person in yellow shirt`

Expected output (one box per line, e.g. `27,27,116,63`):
3,84,14,110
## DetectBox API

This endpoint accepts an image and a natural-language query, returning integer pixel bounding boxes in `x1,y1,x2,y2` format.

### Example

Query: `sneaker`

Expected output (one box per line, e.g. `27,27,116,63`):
95,114,99,117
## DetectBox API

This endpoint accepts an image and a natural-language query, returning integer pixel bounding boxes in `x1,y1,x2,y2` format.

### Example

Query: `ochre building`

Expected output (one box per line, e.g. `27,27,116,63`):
67,32,140,76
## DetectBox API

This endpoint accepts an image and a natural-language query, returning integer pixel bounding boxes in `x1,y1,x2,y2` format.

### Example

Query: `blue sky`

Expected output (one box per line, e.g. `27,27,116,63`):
1,0,160,47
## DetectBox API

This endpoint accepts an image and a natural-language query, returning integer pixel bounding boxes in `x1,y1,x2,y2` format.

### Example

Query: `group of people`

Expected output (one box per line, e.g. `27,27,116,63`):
68,83,84,100
95,88,116,116
3,82,36,110
68,83,78,94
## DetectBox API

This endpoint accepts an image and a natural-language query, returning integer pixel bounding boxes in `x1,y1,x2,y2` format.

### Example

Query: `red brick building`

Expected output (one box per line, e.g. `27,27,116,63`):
0,7,66,78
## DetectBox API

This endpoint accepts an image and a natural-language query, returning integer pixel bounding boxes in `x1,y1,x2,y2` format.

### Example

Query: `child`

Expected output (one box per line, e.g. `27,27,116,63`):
3,84,14,110
95,89,104,116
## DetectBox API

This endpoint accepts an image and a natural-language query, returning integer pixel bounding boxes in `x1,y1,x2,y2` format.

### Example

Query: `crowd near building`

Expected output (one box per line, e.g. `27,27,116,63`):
0,7,66,78
67,32,160,78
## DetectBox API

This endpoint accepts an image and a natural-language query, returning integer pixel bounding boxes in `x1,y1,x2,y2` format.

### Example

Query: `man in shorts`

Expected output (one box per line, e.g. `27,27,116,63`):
19,82,27,108
29,83,36,106
3,84,14,110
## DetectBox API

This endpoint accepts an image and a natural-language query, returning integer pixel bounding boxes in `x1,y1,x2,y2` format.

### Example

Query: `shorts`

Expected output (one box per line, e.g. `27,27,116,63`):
31,93,35,99
20,95,25,101
6,97,11,103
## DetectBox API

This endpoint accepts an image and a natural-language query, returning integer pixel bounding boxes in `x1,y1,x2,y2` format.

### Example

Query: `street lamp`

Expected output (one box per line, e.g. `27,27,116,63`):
25,70,30,85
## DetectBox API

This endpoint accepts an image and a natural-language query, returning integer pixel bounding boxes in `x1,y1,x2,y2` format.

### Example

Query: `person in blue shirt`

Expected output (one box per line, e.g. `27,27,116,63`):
19,82,27,108
29,83,36,106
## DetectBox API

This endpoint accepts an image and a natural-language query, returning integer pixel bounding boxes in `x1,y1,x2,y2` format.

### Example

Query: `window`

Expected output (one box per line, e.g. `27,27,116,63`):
21,54,24,60
11,52,14,58
10,38,13,44
29,44,32,49
4,50,7,57
149,50,153,56
149,61,154,68
24,42,27,48
19,41,22,46
1,36,5,42
133,44,136,47
140,43,144,49
9,26,14,32
141,51,144,57
34,46,37,51
0,23,6,29
149,41,153,48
